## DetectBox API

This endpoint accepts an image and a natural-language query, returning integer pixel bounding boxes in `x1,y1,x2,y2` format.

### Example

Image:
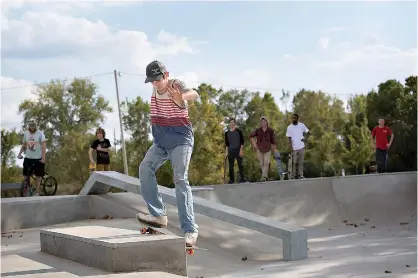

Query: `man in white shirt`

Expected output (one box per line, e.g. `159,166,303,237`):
286,113,309,179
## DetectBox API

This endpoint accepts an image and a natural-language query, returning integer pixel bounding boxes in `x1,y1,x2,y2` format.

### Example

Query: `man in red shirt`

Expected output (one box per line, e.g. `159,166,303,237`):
371,118,394,173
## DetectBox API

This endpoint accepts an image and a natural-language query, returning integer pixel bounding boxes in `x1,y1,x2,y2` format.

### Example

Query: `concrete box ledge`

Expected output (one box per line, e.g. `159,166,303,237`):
40,226,187,276
80,171,308,261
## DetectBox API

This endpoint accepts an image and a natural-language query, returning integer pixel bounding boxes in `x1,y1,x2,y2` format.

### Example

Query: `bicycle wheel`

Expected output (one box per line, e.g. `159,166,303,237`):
42,176,58,196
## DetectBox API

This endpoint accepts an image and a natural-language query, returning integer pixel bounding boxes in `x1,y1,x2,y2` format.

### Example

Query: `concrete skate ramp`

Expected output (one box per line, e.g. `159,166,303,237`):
193,172,417,228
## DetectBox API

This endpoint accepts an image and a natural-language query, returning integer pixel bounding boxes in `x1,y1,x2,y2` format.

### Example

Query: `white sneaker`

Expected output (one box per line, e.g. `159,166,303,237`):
185,232,198,246
136,212,168,227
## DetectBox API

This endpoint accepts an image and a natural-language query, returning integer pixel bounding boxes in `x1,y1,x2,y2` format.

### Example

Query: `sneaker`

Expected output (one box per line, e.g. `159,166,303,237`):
228,180,234,184
260,177,267,182
185,232,198,246
298,175,305,179
136,212,168,227
33,193,40,197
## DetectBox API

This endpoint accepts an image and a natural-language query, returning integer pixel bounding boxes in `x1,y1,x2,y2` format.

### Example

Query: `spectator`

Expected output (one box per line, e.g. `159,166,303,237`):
249,116,277,181
17,120,46,196
89,128,112,171
286,113,309,179
371,118,394,173
224,118,246,184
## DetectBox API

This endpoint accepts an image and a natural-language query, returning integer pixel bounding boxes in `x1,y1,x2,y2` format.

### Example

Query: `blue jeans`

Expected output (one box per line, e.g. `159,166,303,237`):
376,148,388,173
139,143,198,233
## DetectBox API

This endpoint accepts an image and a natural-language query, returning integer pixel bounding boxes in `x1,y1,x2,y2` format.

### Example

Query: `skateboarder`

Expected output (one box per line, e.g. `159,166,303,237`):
136,60,199,246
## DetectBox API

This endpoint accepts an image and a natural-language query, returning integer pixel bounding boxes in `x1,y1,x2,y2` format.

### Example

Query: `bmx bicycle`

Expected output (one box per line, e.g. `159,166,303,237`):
18,157,58,197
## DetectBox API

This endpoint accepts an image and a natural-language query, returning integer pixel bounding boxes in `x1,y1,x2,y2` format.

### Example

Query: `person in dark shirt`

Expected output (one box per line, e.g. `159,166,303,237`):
249,116,277,181
224,118,246,183
88,128,112,171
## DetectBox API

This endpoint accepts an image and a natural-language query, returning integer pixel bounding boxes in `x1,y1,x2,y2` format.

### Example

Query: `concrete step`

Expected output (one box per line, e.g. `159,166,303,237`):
40,226,187,276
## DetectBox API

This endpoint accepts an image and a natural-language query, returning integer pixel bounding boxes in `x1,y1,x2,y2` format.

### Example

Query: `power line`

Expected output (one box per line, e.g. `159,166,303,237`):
1,70,359,98
119,71,358,97
0,72,113,91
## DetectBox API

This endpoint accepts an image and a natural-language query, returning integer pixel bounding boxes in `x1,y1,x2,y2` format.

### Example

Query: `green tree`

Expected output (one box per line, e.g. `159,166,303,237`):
366,77,417,171
1,128,22,184
291,89,346,176
121,96,152,177
342,95,374,174
217,88,251,127
187,84,225,185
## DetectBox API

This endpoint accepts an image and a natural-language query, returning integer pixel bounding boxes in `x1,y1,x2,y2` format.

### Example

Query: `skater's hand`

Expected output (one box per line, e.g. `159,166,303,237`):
239,150,244,157
167,83,184,103
386,143,391,149
97,145,103,151
17,154,23,159
252,145,257,151
40,157,46,164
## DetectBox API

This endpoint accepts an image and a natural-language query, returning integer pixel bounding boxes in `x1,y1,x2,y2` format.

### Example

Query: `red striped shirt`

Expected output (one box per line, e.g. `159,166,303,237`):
150,96,190,124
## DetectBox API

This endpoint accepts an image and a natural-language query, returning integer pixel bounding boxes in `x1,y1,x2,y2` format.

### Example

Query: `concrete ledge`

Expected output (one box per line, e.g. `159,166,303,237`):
1,183,20,190
80,171,308,261
40,226,187,276
1,195,91,232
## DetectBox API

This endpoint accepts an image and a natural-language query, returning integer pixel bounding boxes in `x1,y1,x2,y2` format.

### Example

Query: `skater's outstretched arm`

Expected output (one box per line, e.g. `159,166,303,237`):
170,80,199,101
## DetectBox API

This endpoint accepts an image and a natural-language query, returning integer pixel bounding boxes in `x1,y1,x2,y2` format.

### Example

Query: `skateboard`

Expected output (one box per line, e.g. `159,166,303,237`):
139,226,207,255
273,151,285,180
89,162,96,172
223,155,228,183
287,153,293,178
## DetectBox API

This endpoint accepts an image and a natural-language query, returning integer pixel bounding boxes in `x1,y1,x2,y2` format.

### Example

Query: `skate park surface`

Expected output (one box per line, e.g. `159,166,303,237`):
1,171,417,278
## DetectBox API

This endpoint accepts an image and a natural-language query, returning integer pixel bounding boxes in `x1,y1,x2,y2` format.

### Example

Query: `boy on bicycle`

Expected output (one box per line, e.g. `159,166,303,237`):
17,120,46,196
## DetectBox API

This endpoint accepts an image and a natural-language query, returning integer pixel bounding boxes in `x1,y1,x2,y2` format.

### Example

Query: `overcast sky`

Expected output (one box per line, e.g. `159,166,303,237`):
1,1,417,166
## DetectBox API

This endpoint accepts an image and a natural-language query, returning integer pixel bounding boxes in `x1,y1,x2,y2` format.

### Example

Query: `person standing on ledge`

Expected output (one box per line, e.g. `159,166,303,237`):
224,118,246,184
286,113,309,179
371,117,394,173
249,116,277,182
88,128,112,171
136,60,200,247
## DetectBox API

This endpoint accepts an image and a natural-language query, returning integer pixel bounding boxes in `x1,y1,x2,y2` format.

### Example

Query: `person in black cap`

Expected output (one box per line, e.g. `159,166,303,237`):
136,60,200,247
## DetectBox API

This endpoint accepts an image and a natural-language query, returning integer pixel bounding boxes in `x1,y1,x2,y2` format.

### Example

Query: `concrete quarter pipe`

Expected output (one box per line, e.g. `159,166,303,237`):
1,171,417,277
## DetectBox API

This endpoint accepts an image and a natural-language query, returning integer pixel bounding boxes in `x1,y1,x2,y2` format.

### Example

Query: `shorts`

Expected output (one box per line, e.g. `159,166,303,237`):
96,164,110,171
23,158,45,177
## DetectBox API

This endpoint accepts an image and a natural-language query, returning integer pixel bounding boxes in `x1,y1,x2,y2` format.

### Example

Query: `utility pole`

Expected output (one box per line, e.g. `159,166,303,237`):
113,128,117,147
113,70,129,175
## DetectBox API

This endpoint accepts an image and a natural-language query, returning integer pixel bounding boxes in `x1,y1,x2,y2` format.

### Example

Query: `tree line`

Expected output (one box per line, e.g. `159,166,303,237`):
1,75,416,195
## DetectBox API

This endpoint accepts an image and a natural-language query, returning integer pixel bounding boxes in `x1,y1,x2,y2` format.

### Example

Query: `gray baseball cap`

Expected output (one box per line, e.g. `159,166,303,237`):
145,60,167,83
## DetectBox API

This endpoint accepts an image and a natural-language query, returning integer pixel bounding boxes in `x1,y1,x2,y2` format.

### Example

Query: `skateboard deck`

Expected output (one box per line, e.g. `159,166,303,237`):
223,156,228,183
89,162,96,172
138,224,206,255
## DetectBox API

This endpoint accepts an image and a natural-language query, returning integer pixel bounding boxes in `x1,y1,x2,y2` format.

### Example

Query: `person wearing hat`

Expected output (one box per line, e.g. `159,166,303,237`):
17,120,47,196
136,60,200,247
249,116,277,181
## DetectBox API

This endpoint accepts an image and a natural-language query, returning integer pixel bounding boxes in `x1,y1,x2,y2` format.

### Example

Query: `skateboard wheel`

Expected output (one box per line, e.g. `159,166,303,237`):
187,249,194,255
140,228,147,234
